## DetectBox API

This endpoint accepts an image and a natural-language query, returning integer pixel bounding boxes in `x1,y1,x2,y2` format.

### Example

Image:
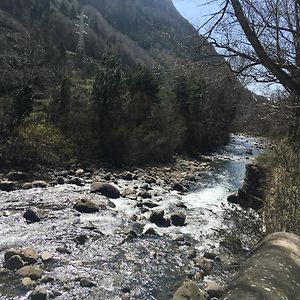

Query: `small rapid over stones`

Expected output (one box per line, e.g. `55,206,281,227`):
0,134,265,300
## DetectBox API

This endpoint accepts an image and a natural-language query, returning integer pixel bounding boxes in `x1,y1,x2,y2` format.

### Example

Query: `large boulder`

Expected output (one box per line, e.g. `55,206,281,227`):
172,280,205,300
91,182,121,199
221,232,300,300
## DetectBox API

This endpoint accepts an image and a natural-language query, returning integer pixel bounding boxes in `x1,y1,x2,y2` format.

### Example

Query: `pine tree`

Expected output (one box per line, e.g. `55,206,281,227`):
10,86,34,129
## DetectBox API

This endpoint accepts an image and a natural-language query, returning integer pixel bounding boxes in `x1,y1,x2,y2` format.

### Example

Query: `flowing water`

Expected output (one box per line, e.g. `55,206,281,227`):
0,134,264,299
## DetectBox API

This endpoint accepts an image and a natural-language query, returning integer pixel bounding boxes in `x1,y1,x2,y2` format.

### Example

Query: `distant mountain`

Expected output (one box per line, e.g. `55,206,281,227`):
0,0,218,68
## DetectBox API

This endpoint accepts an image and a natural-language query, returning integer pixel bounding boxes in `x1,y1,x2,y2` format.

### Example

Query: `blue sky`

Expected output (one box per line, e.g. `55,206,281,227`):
172,0,220,30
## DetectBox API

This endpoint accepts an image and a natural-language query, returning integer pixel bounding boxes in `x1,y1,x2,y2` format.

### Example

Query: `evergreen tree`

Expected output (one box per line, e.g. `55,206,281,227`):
91,49,124,126
10,86,34,129
91,48,127,161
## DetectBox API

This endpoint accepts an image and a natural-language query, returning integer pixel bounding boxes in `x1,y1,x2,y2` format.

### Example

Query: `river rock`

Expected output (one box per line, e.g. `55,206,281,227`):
56,247,71,254
194,257,213,275
205,281,224,298
172,280,205,300
91,182,121,198
4,249,22,262
19,248,39,264
144,176,156,184
22,277,35,288
0,180,15,191
57,177,65,185
16,266,43,279
22,182,33,189
30,287,48,300
171,212,186,226
142,201,159,208
74,198,99,213
149,210,170,227
138,191,152,199
4,255,25,270
122,188,135,197
32,180,47,188
75,168,85,176
172,182,187,193
227,193,243,205
121,172,134,180
40,251,53,262
23,209,41,223
6,171,29,181
69,177,85,186
80,278,96,287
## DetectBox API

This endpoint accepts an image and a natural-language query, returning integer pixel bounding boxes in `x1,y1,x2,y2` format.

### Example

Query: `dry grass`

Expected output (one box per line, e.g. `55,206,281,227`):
258,141,300,235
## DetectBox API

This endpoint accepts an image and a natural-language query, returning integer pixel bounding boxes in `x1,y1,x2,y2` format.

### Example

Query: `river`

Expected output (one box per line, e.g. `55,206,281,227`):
0,134,264,299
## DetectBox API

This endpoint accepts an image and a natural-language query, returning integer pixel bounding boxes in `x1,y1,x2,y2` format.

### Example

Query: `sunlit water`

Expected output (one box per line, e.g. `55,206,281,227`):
0,134,264,299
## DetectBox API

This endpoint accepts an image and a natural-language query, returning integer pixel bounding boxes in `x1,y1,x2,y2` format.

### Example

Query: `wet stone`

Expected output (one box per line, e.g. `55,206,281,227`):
75,168,85,176
171,212,186,226
80,278,96,288
57,177,65,185
16,266,43,280
41,275,55,283
149,210,170,227
22,182,33,189
74,234,89,245
121,172,134,180
6,171,29,181
91,182,121,199
32,180,47,188
0,180,15,191
40,251,54,262
194,257,213,276
31,287,48,300
138,191,152,199
56,247,71,254
172,182,188,193
205,281,224,298
21,277,35,288
142,201,159,208
23,209,41,223
4,255,25,270
20,248,39,264
74,198,99,213
172,280,205,300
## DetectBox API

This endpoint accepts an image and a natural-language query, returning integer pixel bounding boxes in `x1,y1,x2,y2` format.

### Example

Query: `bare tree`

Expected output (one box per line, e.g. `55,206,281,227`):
202,0,300,142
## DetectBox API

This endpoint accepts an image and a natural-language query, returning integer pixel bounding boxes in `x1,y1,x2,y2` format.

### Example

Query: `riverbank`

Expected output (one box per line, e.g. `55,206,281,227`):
0,134,265,299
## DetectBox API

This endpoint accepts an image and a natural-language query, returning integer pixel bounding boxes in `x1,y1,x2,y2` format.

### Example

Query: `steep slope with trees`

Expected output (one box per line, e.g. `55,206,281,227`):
0,0,241,168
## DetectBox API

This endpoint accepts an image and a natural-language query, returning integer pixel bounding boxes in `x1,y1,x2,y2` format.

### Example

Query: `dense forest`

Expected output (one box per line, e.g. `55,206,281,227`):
0,0,241,168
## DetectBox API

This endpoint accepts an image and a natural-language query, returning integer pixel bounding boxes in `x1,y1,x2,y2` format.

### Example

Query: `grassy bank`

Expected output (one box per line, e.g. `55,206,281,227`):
257,140,300,235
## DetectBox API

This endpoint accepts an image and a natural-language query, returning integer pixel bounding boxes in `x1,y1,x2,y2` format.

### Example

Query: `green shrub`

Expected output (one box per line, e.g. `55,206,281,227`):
5,121,74,167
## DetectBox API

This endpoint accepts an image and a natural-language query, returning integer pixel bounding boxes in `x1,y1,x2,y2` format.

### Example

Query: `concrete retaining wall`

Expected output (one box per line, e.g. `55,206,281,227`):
222,232,300,300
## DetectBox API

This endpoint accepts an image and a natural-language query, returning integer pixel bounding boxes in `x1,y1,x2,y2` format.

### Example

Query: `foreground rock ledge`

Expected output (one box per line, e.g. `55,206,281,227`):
221,232,300,300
